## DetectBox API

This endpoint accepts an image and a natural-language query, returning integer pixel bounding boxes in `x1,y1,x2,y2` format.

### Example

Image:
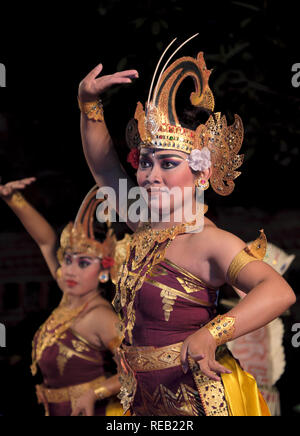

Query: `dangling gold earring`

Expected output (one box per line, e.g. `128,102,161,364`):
98,271,109,283
195,178,210,190
56,267,62,279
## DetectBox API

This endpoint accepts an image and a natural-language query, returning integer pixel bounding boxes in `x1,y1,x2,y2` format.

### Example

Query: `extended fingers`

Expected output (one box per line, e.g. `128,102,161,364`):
23,177,36,184
71,406,82,416
198,360,221,381
85,63,104,80
15,177,36,188
209,360,232,375
180,342,189,373
198,359,232,382
114,69,139,79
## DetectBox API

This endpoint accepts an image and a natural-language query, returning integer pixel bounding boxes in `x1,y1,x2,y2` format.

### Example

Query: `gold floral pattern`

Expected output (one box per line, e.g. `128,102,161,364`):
188,350,229,416
134,383,205,416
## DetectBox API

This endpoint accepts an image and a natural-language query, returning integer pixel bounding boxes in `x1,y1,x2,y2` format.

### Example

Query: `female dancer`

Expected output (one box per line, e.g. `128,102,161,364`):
77,40,296,416
0,180,126,416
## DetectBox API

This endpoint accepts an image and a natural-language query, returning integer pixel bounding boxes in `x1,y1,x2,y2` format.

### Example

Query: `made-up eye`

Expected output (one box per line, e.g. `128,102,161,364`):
139,157,152,169
64,254,72,265
78,259,92,269
161,160,180,169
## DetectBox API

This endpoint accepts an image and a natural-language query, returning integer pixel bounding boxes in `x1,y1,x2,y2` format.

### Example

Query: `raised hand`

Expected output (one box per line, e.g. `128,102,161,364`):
180,326,232,381
78,63,139,102
0,177,36,199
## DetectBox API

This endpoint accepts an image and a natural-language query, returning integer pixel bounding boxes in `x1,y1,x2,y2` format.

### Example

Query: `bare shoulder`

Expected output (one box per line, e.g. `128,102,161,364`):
202,225,245,249
86,300,119,325
191,219,245,249
189,225,247,285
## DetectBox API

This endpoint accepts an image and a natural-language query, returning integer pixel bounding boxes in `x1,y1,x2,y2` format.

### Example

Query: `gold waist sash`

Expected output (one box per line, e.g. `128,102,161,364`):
121,342,271,416
122,342,183,372
36,375,106,415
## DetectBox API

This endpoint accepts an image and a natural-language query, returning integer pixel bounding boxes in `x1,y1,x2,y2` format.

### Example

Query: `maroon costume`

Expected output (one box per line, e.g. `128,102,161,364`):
33,326,114,416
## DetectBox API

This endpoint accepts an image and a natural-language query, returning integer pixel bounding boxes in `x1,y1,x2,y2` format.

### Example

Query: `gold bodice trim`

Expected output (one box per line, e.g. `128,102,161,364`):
56,341,103,376
69,328,104,352
163,258,219,290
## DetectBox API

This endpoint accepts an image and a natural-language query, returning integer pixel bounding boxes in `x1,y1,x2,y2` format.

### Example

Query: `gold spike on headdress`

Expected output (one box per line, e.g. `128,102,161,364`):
126,40,244,196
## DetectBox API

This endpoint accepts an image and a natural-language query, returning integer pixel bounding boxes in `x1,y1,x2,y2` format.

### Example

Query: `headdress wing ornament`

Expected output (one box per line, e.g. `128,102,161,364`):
126,38,244,196
57,185,116,264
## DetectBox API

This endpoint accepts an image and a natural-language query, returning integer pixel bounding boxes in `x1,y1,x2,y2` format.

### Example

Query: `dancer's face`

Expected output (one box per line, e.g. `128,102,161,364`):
136,149,197,218
61,253,101,296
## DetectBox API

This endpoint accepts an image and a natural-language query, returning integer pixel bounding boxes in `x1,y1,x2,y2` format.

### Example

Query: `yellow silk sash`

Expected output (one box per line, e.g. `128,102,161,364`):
105,397,124,416
220,351,271,416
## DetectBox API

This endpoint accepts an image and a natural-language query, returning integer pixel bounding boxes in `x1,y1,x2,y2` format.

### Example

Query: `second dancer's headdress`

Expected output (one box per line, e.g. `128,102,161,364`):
57,185,129,283
126,35,244,196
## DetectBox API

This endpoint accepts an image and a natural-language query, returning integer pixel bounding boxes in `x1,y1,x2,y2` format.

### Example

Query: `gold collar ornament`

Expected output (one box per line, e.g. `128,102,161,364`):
31,297,87,376
126,35,244,196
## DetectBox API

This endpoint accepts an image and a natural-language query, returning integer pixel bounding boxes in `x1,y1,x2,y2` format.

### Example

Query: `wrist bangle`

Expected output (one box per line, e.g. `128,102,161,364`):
94,385,111,400
205,315,236,346
6,191,27,209
78,97,104,122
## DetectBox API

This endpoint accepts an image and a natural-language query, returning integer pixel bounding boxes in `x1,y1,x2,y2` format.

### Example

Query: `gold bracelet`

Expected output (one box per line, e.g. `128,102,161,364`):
205,315,236,346
6,191,27,209
94,385,111,400
78,97,104,122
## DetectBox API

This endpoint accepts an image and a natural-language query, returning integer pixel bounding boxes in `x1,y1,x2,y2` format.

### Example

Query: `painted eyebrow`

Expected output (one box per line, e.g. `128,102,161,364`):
140,153,185,160
66,253,93,260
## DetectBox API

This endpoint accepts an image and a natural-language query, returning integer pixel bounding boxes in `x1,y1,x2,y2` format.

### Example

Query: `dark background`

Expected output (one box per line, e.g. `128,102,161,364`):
0,0,299,416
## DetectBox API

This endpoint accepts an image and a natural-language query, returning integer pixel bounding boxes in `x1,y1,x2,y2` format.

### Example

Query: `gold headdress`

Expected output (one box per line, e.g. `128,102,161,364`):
56,185,128,283
126,36,244,196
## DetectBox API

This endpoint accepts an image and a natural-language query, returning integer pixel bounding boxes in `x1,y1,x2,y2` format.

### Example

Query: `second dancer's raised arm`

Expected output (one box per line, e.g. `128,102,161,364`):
0,178,59,279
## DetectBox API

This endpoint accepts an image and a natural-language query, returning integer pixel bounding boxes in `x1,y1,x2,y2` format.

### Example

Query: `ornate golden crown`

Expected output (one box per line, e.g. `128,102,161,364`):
126,36,244,196
57,185,129,283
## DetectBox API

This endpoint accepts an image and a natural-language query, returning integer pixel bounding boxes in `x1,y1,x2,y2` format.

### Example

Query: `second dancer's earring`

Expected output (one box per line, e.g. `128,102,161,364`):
98,271,109,283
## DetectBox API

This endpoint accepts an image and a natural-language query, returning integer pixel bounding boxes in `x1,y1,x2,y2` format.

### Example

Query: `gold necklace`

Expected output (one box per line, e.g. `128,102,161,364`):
31,294,98,376
114,218,200,344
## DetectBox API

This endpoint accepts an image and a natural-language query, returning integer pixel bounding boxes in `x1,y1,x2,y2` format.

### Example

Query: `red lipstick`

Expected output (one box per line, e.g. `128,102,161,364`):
66,280,78,288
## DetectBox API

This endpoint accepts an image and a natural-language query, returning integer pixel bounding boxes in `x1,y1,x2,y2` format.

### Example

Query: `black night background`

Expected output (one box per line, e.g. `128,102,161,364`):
0,0,299,416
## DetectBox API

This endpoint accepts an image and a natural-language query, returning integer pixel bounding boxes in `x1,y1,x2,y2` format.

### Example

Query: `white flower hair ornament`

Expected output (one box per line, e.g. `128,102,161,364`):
186,147,211,172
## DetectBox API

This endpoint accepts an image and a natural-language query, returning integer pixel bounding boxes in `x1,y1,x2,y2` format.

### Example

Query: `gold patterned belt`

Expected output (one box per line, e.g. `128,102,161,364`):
36,375,106,415
122,342,183,372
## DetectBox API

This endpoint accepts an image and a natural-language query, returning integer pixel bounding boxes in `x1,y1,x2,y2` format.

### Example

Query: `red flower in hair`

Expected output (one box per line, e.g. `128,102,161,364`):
127,148,140,169
101,257,115,269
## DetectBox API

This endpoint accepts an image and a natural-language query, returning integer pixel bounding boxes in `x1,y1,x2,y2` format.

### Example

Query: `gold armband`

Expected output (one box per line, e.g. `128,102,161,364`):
6,191,27,209
227,229,267,286
94,385,112,401
205,315,236,346
78,97,104,122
